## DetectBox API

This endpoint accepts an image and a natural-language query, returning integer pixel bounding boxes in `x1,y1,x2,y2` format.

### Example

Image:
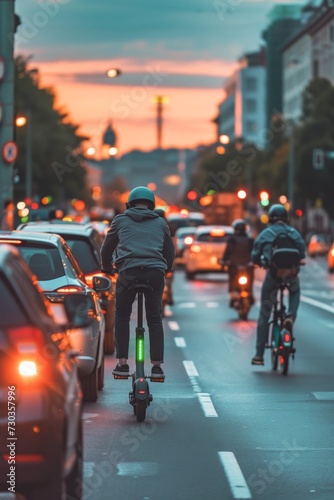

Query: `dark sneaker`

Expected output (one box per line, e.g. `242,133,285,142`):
251,356,264,366
151,364,165,379
112,363,129,376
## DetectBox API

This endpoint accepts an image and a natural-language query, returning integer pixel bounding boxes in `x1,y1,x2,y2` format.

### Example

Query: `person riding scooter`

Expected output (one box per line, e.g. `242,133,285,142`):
222,219,254,307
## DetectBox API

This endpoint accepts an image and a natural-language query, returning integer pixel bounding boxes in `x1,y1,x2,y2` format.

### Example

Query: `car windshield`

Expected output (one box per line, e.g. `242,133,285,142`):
61,236,99,274
168,217,204,237
175,228,196,238
15,244,65,281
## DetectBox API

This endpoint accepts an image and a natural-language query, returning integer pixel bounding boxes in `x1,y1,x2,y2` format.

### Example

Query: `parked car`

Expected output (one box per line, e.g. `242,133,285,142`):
307,233,331,257
0,231,107,402
17,221,116,354
183,225,234,280
174,227,197,265
0,244,91,499
327,242,334,273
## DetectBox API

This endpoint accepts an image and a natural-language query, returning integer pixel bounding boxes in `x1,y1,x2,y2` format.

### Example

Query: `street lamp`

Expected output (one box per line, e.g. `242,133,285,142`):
106,68,122,78
15,110,32,199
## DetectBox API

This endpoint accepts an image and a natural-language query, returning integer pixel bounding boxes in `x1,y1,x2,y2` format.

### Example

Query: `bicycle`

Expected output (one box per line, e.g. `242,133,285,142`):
266,281,295,375
113,283,164,422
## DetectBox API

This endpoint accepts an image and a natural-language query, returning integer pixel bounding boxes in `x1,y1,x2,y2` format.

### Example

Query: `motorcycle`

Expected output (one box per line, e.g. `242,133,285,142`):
225,262,254,321
162,271,174,317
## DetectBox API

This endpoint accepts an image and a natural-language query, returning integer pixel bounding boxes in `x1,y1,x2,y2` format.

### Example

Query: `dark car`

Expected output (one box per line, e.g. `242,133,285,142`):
0,244,92,499
17,221,116,354
0,231,106,402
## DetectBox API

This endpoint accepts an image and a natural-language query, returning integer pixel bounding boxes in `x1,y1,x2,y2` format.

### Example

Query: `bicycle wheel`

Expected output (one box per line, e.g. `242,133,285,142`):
271,324,280,371
136,399,147,422
279,347,290,375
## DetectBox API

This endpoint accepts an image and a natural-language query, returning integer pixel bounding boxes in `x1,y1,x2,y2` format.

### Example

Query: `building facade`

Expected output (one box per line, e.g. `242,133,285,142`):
216,48,267,149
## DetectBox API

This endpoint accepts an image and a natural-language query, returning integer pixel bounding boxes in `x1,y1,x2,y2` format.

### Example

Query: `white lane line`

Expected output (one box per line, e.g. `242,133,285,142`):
207,302,219,307
313,392,334,401
218,452,252,499
198,393,218,417
164,307,173,317
174,337,186,348
183,360,199,377
300,295,334,314
168,320,180,331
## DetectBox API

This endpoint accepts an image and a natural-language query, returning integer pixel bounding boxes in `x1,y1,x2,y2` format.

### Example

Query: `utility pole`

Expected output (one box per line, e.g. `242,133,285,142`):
0,0,16,206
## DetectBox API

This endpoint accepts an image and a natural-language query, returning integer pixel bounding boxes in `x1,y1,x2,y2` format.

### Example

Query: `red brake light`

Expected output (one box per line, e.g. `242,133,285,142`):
284,332,291,343
8,326,44,353
55,285,84,293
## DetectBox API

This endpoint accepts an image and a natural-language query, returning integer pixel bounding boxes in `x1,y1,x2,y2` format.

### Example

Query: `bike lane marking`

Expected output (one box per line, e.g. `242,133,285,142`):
218,451,252,499
168,320,180,330
300,295,334,314
174,337,186,348
183,361,219,417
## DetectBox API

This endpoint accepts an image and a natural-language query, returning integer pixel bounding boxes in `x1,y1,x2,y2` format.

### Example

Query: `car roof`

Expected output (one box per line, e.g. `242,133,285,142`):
18,222,97,236
167,212,204,220
175,227,197,235
0,230,64,246
194,225,233,235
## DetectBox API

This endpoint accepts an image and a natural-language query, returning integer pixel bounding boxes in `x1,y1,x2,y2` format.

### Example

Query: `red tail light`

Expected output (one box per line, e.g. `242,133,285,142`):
284,332,291,343
8,327,44,378
55,285,84,293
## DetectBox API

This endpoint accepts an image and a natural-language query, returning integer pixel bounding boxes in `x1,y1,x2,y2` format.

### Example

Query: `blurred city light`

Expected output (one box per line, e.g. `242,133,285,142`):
237,189,247,200
219,134,230,144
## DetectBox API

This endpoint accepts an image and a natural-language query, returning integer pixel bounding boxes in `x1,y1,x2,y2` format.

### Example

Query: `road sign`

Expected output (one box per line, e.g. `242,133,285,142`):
313,148,324,170
2,141,18,164
0,56,4,82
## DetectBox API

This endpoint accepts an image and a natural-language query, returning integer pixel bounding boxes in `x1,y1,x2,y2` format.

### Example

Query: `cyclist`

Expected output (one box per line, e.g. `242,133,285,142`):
222,218,254,307
250,204,306,365
100,187,175,379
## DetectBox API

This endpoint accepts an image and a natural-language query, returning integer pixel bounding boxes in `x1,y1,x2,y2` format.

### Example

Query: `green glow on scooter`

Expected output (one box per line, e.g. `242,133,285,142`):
137,338,144,362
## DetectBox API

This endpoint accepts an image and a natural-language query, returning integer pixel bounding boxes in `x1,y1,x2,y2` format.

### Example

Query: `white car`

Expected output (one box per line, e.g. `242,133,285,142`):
183,225,234,280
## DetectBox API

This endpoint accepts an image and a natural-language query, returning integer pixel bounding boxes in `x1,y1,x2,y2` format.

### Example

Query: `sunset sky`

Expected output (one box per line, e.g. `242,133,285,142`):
14,0,306,156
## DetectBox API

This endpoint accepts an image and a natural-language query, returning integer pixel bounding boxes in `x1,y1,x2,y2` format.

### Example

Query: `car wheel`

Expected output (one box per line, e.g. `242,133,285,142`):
98,353,105,390
81,365,98,402
104,300,115,354
65,421,83,499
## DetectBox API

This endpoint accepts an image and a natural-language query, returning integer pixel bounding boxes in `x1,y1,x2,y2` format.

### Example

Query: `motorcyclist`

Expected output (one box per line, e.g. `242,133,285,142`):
222,219,254,307
154,207,174,306
250,204,306,366
100,187,175,379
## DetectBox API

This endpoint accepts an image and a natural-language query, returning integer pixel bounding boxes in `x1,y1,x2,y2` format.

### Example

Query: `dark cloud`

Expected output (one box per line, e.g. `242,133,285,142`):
15,0,296,62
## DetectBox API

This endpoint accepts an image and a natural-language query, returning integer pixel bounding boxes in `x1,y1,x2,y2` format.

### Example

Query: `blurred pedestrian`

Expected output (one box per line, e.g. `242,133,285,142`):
0,199,14,230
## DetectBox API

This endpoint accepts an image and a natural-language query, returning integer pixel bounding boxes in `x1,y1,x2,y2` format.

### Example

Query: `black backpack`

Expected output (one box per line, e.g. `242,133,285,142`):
268,228,302,279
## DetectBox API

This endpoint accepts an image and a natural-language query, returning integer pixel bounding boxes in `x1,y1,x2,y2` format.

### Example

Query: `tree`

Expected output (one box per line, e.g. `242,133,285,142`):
14,55,89,206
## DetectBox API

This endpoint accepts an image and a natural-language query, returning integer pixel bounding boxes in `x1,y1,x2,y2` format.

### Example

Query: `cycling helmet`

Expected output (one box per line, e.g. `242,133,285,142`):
268,204,288,223
126,186,155,210
232,218,247,235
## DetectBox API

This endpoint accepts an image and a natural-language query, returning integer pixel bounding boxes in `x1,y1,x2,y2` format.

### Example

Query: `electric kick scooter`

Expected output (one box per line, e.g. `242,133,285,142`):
113,284,164,422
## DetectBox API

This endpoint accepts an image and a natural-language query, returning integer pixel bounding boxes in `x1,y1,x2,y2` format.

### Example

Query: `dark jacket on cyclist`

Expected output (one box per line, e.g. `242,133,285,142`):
222,233,254,292
100,207,175,274
100,187,175,376
250,204,306,365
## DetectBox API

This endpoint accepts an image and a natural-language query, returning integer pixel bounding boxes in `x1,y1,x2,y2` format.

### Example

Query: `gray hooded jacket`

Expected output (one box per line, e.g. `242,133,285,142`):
100,207,175,273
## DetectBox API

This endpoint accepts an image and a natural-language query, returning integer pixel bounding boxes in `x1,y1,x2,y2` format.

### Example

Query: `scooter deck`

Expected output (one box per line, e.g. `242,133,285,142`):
113,373,165,383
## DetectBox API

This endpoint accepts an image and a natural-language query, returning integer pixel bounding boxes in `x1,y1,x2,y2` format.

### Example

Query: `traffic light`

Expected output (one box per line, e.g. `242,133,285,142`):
186,190,197,201
259,190,270,207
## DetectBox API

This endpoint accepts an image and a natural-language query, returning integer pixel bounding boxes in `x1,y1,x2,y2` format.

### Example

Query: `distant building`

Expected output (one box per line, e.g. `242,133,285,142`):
262,4,302,127
216,47,267,149
282,1,334,121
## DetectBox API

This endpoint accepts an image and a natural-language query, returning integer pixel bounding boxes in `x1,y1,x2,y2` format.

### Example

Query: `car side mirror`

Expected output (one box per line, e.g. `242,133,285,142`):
93,275,111,292
64,294,96,328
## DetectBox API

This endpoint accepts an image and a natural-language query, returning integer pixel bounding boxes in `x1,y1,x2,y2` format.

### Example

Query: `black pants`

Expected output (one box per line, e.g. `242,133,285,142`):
115,267,165,362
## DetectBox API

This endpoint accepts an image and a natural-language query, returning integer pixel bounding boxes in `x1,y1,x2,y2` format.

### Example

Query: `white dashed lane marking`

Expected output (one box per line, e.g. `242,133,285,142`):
218,452,252,499
168,321,180,331
174,337,186,348
198,393,218,417
183,360,199,377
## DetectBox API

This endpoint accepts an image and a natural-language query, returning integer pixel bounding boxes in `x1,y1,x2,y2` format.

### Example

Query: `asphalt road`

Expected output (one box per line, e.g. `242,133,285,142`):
82,258,334,500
